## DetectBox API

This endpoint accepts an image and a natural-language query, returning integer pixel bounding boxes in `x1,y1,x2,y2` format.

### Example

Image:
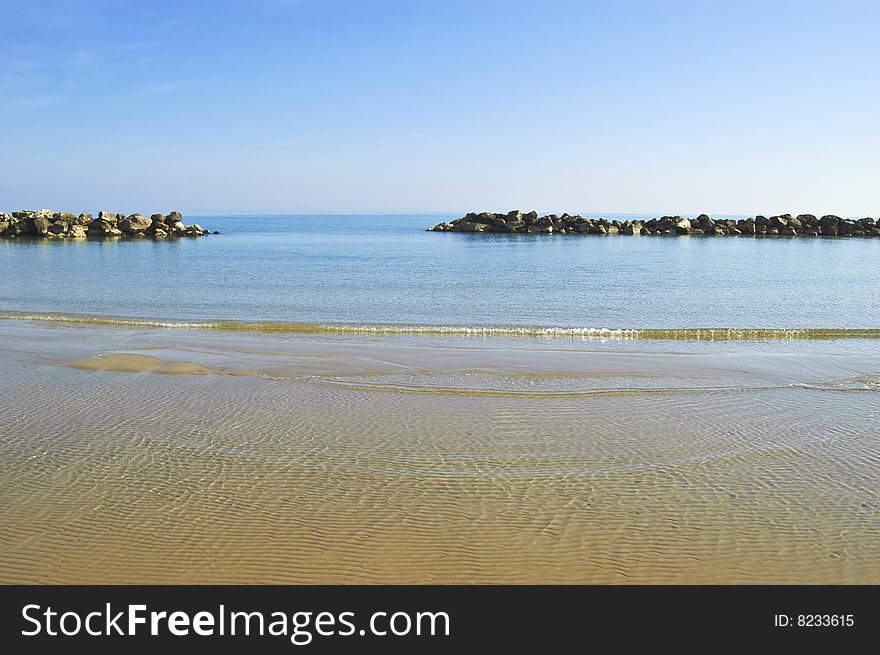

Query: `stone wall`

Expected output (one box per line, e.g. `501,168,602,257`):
429,211,880,237
0,209,215,239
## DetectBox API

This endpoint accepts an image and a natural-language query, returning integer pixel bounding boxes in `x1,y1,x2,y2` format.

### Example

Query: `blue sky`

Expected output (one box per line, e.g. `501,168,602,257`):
1,0,878,214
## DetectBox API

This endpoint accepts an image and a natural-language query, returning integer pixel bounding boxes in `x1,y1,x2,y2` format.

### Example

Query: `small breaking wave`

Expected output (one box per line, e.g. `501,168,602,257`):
2,310,879,341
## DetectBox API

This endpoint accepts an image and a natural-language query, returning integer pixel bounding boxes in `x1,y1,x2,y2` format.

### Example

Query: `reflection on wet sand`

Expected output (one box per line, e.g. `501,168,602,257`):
0,319,878,583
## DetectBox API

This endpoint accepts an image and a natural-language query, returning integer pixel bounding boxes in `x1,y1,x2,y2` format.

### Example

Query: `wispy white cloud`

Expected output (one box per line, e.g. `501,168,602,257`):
128,80,197,98
245,0,312,11
0,46,100,73
0,95,62,112
382,136,466,152
66,48,100,70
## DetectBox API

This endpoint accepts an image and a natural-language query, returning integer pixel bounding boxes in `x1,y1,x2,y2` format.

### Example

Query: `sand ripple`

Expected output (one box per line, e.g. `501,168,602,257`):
1,352,878,583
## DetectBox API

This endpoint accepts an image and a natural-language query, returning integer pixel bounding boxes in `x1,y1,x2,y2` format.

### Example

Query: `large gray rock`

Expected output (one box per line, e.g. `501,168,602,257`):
119,213,153,233
837,221,855,236
623,221,644,235
52,212,76,227
31,216,51,236
4,217,27,236
98,211,119,223
89,219,117,235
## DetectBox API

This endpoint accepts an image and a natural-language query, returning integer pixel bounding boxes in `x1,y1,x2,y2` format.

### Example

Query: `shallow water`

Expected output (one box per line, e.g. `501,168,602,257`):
3,214,880,330
0,320,877,583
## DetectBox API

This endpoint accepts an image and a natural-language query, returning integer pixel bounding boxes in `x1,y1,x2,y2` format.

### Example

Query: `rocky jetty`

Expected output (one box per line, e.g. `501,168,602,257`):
0,209,216,240
428,211,880,237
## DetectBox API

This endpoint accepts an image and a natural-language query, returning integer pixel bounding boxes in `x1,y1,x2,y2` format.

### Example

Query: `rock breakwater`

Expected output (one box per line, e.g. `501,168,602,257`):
0,209,215,239
429,211,880,237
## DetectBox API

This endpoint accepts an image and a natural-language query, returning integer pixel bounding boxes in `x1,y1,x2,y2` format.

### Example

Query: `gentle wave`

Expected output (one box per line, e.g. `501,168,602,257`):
2,310,879,341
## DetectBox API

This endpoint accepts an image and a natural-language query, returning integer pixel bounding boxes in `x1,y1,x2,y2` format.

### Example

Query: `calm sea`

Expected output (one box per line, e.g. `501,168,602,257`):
2,213,880,333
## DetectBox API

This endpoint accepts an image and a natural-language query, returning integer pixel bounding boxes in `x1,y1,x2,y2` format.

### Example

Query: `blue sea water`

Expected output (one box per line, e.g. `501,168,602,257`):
2,214,880,331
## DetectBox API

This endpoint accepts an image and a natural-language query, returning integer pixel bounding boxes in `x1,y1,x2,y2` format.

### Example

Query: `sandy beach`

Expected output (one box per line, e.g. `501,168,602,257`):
1,318,878,584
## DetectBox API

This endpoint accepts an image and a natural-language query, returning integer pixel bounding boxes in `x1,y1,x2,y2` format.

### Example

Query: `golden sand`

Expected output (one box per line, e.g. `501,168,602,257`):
71,353,164,373
70,353,249,377
1,319,878,584
155,362,213,375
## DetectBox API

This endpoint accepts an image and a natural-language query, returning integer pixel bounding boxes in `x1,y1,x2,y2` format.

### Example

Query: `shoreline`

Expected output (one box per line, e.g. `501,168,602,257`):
2,317,879,394
7,316,879,381
2,309,880,341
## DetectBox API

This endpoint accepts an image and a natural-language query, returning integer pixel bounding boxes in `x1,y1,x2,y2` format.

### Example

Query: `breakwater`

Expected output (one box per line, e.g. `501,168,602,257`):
0,209,215,239
429,211,880,236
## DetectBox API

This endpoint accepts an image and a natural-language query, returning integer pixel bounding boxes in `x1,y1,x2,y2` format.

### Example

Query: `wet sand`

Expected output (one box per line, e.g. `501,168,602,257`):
0,319,878,583
73,354,224,376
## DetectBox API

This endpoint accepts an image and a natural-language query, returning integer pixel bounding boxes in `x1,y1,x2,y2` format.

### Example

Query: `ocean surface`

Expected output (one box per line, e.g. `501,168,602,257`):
1,214,878,583
3,213,880,333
